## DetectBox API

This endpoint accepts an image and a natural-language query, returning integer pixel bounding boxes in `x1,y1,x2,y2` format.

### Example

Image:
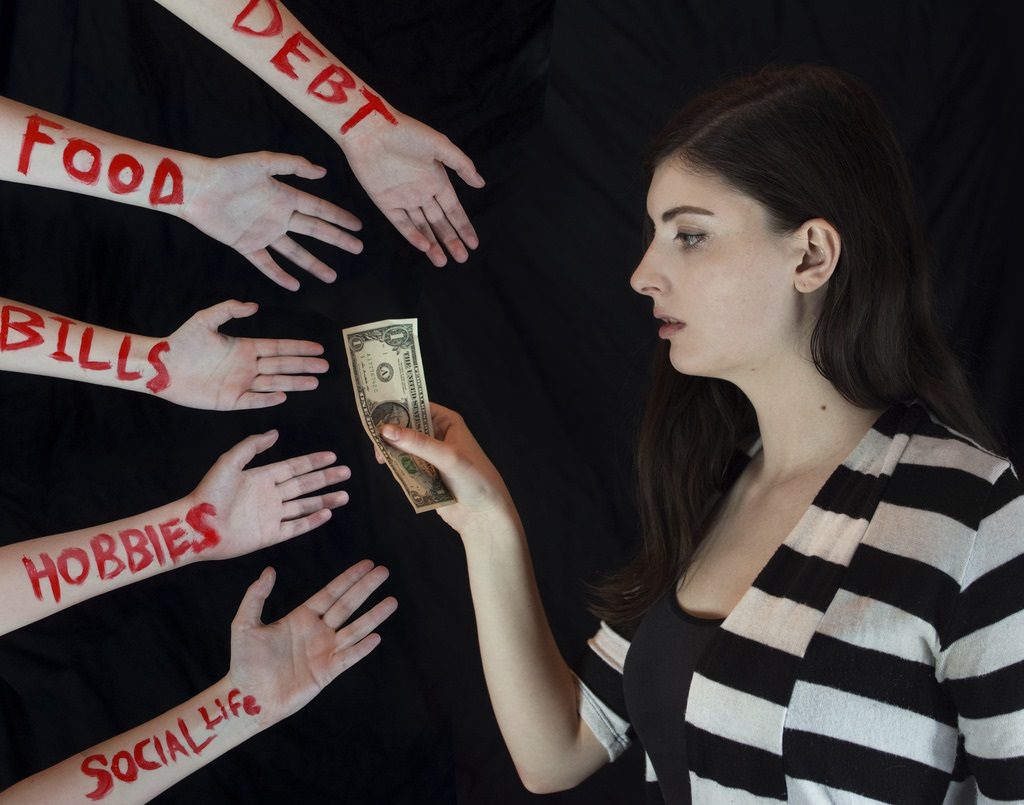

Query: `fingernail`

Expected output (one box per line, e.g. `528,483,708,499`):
380,425,399,441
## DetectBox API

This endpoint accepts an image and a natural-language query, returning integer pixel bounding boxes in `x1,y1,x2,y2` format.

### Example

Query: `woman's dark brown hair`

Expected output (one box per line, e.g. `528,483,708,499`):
592,64,997,630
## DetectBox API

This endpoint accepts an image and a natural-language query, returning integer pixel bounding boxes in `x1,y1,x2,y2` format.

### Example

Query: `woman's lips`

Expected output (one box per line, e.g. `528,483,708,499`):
659,322,685,338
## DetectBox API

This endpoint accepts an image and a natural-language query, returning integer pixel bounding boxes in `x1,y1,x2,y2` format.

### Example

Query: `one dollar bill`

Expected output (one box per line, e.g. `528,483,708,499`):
342,318,455,513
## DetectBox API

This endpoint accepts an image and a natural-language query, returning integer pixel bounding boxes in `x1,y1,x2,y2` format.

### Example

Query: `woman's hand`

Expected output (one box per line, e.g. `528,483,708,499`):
377,402,515,534
188,430,350,561
227,562,397,727
181,152,363,290
162,299,327,410
341,114,485,267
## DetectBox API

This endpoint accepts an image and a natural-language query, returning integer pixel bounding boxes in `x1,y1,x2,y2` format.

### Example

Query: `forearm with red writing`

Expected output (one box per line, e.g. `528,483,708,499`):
152,0,399,149
0,297,170,396
0,496,220,635
0,95,207,214
0,677,266,804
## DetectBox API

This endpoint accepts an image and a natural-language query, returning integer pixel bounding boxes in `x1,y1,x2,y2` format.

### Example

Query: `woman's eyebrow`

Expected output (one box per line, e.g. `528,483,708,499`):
661,205,714,222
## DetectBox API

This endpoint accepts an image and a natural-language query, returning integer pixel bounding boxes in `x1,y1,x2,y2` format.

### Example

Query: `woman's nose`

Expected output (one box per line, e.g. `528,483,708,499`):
630,247,665,296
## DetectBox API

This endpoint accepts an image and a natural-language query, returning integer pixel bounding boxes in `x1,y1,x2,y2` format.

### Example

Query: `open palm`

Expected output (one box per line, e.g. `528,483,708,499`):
161,300,327,410
343,113,485,267
182,152,363,290
189,430,350,561
228,562,397,726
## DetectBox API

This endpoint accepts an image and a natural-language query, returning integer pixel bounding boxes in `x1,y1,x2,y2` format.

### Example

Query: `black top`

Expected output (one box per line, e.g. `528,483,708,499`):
622,591,723,805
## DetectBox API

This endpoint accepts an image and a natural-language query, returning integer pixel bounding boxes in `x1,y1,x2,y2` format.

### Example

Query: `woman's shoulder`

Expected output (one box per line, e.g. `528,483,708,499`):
874,403,1022,563
893,403,1016,489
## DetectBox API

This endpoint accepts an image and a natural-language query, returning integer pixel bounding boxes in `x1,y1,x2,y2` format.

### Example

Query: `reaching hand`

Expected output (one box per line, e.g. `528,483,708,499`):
162,299,327,411
189,430,350,561
181,152,363,290
377,402,514,533
228,562,397,727
342,113,485,267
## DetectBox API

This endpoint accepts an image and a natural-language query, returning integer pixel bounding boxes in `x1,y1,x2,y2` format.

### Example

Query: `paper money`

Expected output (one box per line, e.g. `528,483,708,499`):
342,318,455,513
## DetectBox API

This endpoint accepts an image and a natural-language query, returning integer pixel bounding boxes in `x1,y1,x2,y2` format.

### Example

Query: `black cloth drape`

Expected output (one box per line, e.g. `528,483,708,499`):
1,1,1018,802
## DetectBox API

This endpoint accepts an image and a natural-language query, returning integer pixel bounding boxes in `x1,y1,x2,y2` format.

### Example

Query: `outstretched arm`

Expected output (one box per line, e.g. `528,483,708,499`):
0,95,362,289
0,561,397,804
152,0,486,267
375,404,608,793
0,430,349,635
0,296,329,410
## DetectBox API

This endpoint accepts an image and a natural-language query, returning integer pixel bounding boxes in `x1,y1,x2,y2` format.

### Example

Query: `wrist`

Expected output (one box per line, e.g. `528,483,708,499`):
457,501,524,549
172,494,222,565
333,103,403,156
211,673,274,736
176,154,216,226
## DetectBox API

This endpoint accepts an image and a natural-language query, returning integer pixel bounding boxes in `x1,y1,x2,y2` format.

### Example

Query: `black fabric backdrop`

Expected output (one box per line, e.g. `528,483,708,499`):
0,1,1019,803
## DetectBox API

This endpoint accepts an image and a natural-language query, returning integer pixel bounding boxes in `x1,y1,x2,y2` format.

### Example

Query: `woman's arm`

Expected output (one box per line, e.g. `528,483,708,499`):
0,297,328,410
0,429,349,635
937,466,1024,800
151,0,485,268
0,560,397,803
376,404,608,793
0,95,362,290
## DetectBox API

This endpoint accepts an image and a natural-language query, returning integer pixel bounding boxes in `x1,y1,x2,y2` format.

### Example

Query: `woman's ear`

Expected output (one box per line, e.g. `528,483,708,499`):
793,218,841,293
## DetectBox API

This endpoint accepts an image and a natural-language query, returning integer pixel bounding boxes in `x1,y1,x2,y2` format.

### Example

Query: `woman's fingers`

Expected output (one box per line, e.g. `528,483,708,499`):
334,596,398,645
254,339,325,359
320,565,392,631
293,190,362,232
422,199,467,263
268,235,338,284
276,464,352,500
250,375,319,393
255,354,329,374
221,430,280,471
264,451,340,485
304,560,377,615
408,207,446,267
288,211,363,254
384,209,432,253
245,248,301,291
435,184,479,251
233,391,288,410
280,490,349,522
379,424,451,469
232,567,276,630
278,508,334,540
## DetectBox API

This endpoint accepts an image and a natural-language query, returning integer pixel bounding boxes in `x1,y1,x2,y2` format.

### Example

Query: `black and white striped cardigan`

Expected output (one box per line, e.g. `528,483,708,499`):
575,403,1024,802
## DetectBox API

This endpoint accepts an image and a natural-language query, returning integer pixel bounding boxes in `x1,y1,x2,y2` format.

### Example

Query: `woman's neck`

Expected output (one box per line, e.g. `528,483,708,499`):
728,354,884,486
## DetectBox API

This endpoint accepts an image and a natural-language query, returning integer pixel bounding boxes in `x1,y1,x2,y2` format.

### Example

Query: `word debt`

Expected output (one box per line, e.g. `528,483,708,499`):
0,304,170,394
81,688,262,801
18,114,184,206
232,0,398,135
21,503,219,603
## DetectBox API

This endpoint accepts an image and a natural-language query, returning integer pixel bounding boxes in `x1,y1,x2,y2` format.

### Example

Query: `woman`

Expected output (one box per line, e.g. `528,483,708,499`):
379,65,1023,802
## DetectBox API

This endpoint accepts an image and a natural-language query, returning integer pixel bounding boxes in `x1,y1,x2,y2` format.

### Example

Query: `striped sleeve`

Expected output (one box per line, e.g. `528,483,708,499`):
573,621,633,760
936,466,1024,800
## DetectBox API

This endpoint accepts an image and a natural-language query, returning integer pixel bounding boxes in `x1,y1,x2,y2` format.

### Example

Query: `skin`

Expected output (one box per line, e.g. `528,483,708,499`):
0,96,363,291
0,297,330,410
373,159,883,792
153,0,485,268
630,160,883,617
0,429,350,634
1,562,397,804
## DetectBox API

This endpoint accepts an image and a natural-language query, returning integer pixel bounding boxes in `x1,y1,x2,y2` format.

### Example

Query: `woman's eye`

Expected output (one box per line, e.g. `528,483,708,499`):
675,232,706,248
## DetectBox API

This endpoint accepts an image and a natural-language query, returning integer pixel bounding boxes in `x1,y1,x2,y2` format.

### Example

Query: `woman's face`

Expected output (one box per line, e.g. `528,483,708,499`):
630,159,811,382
